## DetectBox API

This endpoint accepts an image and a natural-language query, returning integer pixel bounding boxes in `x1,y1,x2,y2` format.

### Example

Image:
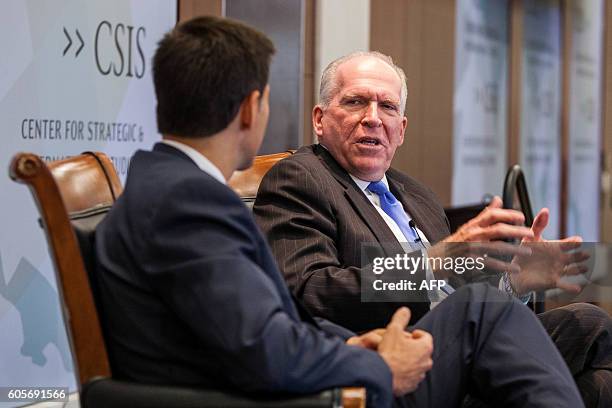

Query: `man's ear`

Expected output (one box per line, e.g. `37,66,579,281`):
312,105,324,137
239,90,261,130
398,116,407,146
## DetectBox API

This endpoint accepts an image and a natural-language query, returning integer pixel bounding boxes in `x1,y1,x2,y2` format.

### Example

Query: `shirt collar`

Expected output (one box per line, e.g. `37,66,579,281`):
160,139,226,185
350,173,390,193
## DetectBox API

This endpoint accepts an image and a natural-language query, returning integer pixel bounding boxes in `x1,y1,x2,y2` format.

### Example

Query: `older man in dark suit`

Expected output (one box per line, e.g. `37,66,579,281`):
254,51,612,407
94,17,590,408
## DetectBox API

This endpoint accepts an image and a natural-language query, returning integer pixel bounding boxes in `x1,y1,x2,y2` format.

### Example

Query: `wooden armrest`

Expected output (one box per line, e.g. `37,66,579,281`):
342,387,366,408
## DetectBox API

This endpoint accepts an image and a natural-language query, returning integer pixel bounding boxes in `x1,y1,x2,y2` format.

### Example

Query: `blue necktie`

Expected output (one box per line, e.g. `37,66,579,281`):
367,181,419,243
368,180,454,298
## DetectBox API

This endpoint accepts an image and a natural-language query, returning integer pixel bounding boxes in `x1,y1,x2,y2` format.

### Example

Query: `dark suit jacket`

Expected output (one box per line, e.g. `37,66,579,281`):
95,143,393,407
254,145,451,332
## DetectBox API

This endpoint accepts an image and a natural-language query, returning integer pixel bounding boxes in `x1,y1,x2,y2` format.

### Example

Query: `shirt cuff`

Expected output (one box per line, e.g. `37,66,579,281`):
499,272,532,304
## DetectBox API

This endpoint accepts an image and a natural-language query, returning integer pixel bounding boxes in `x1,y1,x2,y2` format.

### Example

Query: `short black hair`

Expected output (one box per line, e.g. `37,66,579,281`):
153,16,275,137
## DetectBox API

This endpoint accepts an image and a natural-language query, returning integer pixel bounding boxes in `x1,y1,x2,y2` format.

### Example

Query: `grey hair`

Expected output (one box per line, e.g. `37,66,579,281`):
319,51,408,116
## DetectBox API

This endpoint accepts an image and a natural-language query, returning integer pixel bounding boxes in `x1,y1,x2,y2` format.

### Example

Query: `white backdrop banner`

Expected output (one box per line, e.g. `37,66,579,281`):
452,0,508,205
0,0,176,404
567,0,603,241
519,0,562,239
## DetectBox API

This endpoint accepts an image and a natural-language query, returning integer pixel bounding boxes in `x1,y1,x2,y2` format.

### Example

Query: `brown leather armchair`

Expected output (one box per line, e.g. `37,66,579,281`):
229,150,294,208
10,151,364,408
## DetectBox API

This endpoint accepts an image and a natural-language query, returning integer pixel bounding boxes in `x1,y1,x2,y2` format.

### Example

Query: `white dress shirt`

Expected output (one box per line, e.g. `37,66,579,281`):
349,174,453,307
161,139,226,184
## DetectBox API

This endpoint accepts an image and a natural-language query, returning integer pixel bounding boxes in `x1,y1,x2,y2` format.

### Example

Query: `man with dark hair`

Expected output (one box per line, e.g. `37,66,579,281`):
254,51,612,407
96,17,584,408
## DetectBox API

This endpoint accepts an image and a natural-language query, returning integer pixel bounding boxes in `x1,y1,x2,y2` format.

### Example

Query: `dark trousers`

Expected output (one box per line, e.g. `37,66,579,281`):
539,303,612,408
395,283,584,408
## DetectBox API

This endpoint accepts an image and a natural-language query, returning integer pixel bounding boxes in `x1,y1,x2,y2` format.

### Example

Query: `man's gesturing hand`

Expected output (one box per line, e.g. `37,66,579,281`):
427,196,534,277
510,208,590,295
378,307,433,396
445,196,533,243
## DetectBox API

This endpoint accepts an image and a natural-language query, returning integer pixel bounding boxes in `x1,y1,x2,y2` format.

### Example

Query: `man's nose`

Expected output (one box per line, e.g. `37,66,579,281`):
361,102,382,127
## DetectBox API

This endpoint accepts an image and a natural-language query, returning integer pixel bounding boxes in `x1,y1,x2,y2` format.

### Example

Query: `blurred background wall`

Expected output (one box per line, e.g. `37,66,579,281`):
179,0,612,243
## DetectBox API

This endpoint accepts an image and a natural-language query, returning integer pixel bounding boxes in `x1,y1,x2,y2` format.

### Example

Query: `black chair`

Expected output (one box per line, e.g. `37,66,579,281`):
444,198,492,233
503,164,544,313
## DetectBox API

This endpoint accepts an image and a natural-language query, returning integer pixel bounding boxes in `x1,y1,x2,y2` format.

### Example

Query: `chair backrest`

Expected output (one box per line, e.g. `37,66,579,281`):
502,164,544,313
228,151,294,207
503,164,534,227
444,201,489,233
9,151,122,387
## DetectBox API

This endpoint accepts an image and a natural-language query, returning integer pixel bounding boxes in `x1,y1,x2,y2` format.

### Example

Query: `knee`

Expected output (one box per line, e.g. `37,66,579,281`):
446,284,536,328
562,303,612,332
576,369,612,406
452,283,513,304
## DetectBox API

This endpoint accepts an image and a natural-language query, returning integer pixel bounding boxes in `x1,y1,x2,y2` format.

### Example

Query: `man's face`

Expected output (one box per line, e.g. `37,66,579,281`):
313,56,407,181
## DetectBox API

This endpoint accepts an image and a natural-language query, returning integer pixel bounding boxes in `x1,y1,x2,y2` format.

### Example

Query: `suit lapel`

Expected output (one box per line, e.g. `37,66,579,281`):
314,146,406,257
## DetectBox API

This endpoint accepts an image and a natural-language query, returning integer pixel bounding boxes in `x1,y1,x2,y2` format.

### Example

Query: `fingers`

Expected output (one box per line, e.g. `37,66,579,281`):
559,236,583,251
481,257,520,274
372,328,386,337
556,280,584,294
411,329,431,340
562,263,589,277
563,250,591,265
528,208,549,242
359,332,384,350
487,196,503,209
473,241,532,257
387,307,411,332
381,323,433,396
413,331,434,372
345,336,361,347
347,328,387,349
475,207,526,228
556,253,589,293
476,223,534,241
557,238,590,272
411,330,434,356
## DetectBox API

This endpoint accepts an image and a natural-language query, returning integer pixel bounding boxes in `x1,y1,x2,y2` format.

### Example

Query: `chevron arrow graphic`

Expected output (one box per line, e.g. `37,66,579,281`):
62,27,85,58
62,27,72,56
75,29,84,57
